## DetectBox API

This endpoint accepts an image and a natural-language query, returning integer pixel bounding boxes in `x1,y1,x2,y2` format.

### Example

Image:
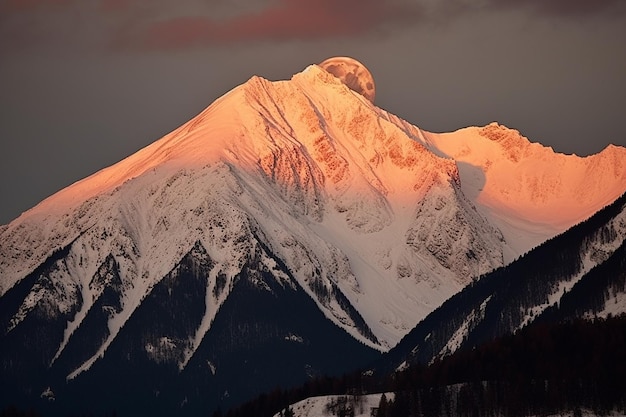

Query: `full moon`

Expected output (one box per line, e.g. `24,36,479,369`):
318,56,376,103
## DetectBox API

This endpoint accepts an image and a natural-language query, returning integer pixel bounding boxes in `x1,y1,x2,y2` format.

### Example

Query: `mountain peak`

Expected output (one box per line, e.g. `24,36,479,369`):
294,64,341,86
477,122,534,162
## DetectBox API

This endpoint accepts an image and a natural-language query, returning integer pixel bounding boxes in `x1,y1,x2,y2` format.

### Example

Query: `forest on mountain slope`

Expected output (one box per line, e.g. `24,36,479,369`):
223,314,626,417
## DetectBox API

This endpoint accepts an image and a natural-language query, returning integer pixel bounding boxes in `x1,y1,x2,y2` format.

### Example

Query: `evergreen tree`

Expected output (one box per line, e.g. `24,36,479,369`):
377,393,389,417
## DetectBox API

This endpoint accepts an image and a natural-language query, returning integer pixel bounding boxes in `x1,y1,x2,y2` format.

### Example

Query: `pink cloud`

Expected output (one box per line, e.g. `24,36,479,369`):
3,0,623,54
119,0,419,50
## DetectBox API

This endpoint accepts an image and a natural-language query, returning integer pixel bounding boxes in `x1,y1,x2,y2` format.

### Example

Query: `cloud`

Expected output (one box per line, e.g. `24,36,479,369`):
1,0,624,54
114,0,626,50
115,0,422,50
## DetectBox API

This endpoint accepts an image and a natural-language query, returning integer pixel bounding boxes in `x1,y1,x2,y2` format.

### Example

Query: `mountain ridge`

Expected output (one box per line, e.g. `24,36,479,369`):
419,122,626,258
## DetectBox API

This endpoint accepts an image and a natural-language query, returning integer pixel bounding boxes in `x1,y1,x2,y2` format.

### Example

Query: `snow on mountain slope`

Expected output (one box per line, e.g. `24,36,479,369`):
381,191,626,370
273,394,390,417
418,123,626,260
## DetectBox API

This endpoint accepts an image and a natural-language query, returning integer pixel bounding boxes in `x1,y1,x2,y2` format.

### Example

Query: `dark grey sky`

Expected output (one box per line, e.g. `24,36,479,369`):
1,0,625,225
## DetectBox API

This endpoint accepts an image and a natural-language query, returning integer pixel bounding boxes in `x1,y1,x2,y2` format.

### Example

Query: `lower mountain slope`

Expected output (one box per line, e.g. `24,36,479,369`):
379,191,626,370
381,316,626,417
224,315,626,417
0,239,379,416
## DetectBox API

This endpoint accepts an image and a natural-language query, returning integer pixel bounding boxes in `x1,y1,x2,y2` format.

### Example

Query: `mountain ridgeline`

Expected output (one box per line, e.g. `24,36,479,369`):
1,63,625,416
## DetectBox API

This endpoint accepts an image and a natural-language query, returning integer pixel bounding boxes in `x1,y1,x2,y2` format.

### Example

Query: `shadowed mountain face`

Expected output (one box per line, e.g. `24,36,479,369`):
1,239,380,416
1,65,625,416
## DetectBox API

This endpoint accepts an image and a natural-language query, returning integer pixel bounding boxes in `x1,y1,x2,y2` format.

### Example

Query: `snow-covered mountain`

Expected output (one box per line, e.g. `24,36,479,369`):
1,63,625,415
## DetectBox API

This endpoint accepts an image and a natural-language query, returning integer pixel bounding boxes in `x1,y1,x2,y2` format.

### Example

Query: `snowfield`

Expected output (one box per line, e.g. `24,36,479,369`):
273,394,391,417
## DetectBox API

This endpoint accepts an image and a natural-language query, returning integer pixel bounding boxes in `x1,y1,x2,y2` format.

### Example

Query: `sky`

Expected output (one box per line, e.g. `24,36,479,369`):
1,0,625,225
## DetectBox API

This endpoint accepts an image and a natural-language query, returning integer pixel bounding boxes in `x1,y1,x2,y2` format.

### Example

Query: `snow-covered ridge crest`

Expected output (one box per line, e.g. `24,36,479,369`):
419,122,626,260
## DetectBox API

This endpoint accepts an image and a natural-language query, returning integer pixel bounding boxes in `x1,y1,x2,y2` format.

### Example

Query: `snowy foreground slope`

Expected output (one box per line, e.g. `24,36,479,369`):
276,394,624,417
1,64,625,415
272,394,390,417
